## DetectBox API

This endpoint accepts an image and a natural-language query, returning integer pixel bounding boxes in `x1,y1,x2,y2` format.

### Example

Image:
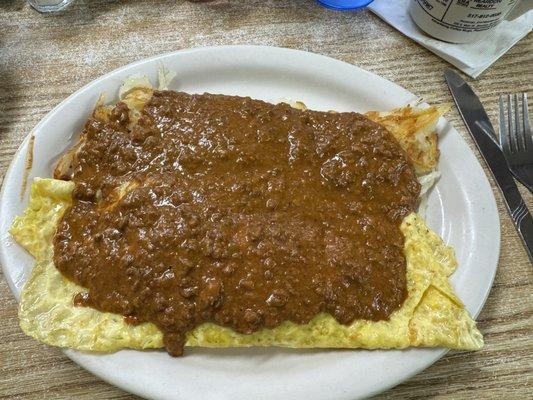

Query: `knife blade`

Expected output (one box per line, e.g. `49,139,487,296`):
445,69,533,263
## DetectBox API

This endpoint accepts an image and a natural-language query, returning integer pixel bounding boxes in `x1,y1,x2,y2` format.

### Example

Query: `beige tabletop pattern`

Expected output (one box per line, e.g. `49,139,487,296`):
1,1,532,399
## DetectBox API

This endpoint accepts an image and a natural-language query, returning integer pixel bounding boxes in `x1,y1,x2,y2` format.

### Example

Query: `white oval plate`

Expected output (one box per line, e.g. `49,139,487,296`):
0,46,499,400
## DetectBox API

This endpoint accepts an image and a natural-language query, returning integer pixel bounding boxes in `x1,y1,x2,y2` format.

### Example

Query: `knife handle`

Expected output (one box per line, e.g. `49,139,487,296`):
511,198,533,263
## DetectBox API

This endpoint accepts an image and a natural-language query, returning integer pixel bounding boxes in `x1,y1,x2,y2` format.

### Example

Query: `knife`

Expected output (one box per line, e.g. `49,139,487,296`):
445,69,533,263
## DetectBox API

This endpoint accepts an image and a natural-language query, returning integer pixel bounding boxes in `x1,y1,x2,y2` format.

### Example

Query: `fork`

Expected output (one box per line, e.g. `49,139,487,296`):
498,93,533,193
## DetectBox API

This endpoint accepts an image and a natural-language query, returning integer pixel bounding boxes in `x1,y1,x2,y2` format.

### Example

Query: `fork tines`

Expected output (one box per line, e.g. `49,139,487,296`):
499,93,533,154
498,92,533,192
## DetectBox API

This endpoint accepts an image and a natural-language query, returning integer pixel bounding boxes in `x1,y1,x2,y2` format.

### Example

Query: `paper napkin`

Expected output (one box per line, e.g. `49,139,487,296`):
368,0,533,78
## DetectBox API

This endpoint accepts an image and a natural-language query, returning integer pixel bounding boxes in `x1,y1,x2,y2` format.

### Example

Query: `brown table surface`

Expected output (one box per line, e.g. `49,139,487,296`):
1,1,532,399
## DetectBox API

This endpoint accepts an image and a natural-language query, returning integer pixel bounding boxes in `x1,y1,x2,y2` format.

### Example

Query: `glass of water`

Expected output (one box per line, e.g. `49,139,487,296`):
317,0,374,10
28,0,73,13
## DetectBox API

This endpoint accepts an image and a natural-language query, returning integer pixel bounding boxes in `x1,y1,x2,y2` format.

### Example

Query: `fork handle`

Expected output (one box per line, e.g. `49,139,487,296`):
509,198,533,263
516,168,533,193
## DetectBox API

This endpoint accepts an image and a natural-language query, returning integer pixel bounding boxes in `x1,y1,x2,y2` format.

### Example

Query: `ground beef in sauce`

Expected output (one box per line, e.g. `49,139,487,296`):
53,91,420,356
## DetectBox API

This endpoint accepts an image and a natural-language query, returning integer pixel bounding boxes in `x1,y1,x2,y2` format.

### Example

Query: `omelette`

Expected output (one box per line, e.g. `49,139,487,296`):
10,76,483,354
